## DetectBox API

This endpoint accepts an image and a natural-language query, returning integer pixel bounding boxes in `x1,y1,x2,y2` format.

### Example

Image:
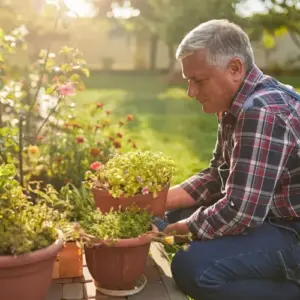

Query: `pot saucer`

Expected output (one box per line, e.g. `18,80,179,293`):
94,274,147,297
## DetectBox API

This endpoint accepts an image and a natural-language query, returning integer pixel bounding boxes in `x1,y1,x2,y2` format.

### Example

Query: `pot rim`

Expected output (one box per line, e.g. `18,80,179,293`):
85,225,158,248
0,238,64,268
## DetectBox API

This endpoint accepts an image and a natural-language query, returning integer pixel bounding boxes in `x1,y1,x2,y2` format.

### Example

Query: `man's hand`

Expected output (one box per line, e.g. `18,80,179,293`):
166,185,196,210
163,220,190,235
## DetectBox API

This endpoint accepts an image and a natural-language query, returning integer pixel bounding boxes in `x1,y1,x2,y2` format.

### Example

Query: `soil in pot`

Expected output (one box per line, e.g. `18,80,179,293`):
92,184,169,217
84,228,157,291
0,239,63,300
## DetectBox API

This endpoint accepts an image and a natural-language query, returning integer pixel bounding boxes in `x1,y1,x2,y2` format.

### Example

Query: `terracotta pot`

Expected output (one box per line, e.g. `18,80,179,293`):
0,239,63,300
92,184,169,217
52,242,83,279
84,226,158,290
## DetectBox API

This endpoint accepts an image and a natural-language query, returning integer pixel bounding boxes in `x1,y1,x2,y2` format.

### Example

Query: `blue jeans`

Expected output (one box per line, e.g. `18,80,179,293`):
166,208,300,300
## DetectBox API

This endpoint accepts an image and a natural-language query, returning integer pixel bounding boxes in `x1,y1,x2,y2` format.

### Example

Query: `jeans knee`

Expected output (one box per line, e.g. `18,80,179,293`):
171,250,201,293
171,249,224,300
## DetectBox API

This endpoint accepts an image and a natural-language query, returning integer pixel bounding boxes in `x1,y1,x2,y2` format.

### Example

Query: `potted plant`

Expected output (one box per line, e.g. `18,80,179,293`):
78,205,157,295
87,150,176,217
30,182,96,279
0,164,65,300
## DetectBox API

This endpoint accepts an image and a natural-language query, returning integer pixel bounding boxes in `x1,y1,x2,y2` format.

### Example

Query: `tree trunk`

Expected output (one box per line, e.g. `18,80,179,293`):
149,34,158,71
167,44,176,73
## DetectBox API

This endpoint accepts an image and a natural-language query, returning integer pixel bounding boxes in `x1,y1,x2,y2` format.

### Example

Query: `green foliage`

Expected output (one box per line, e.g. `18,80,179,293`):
59,183,96,222
87,150,176,198
0,164,64,255
249,0,300,51
80,206,153,242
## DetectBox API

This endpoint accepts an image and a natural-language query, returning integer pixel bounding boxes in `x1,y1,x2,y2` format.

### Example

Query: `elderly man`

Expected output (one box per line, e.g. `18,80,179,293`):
159,19,300,300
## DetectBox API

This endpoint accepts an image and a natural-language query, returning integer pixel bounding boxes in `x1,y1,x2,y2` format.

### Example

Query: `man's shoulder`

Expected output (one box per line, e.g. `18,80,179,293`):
241,75,297,115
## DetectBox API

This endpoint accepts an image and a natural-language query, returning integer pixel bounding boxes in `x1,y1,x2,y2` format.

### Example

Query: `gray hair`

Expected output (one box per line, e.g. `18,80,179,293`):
176,19,254,71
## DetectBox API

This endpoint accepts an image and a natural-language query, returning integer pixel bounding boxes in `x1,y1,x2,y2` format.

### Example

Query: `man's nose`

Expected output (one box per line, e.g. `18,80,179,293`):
187,82,198,98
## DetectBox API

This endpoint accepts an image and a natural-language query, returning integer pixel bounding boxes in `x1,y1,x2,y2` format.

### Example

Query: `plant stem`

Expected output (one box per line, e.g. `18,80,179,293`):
27,10,61,115
34,95,64,139
19,115,25,187
0,102,2,127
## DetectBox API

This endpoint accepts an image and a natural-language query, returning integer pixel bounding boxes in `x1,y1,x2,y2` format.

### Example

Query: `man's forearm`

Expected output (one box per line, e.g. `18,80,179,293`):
166,185,197,210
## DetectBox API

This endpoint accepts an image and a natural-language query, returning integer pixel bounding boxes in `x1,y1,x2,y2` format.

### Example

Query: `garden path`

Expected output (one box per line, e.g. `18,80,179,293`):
47,242,187,300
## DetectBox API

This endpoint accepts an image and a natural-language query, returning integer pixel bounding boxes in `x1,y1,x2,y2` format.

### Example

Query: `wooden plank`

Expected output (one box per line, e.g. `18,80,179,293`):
150,242,188,300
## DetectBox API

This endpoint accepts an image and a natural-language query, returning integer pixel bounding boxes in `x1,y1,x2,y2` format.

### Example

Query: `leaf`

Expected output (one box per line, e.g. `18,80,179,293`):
46,87,55,95
81,68,90,77
274,26,288,37
262,30,276,49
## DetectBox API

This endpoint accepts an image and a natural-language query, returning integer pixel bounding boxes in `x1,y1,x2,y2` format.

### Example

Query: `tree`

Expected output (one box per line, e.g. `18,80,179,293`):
249,0,300,58
96,0,246,71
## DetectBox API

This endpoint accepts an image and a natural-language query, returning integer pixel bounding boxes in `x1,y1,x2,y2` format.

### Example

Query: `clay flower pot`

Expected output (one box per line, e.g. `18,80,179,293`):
84,226,158,291
92,184,169,218
0,239,63,300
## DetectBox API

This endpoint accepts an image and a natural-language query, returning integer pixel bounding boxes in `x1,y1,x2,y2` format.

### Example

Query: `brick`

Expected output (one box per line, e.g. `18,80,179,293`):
46,283,63,300
83,266,94,282
52,278,73,284
83,252,87,266
84,281,96,298
63,283,84,299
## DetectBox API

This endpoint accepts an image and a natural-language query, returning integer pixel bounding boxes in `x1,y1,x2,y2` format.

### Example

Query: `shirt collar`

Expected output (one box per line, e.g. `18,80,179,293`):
229,64,264,118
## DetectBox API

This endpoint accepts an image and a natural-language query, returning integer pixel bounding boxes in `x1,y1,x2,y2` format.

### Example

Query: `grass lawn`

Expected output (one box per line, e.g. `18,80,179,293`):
73,72,299,186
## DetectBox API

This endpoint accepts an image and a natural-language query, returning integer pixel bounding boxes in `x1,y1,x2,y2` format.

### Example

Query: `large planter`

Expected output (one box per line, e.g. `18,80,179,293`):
52,242,83,279
92,184,169,217
84,226,157,291
0,239,63,300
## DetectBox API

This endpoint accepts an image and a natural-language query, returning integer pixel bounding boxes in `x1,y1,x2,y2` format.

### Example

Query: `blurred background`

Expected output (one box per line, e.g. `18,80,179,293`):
1,0,300,185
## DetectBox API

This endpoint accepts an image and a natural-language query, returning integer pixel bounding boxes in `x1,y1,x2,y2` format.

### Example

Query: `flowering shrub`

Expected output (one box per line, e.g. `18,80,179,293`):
86,150,176,198
31,101,137,189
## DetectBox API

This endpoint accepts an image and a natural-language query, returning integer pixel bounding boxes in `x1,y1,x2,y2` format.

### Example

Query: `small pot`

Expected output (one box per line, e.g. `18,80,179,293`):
52,241,83,279
0,239,63,300
92,184,169,217
84,226,158,290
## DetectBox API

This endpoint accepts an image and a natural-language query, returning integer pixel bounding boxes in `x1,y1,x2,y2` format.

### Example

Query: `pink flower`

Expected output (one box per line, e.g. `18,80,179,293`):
59,82,76,96
90,161,102,170
141,187,149,195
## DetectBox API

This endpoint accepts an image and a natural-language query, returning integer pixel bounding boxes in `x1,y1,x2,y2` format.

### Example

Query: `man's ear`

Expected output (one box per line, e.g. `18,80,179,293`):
227,58,244,82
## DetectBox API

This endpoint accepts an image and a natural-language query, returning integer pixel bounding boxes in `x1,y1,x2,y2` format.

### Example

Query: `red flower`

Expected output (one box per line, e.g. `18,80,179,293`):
56,156,63,164
113,141,121,148
36,135,44,141
90,161,102,170
126,114,134,121
119,121,125,126
90,147,100,157
116,132,123,138
105,110,111,115
132,142,137,149
75,136,85,144
96,102,104,108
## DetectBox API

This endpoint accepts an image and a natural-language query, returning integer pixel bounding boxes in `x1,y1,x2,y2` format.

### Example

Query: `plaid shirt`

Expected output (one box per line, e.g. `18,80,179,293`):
181,65,300,240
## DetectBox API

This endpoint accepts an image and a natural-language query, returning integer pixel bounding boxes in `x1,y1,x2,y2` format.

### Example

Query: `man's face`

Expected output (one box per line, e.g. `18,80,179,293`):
181,50,245,114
